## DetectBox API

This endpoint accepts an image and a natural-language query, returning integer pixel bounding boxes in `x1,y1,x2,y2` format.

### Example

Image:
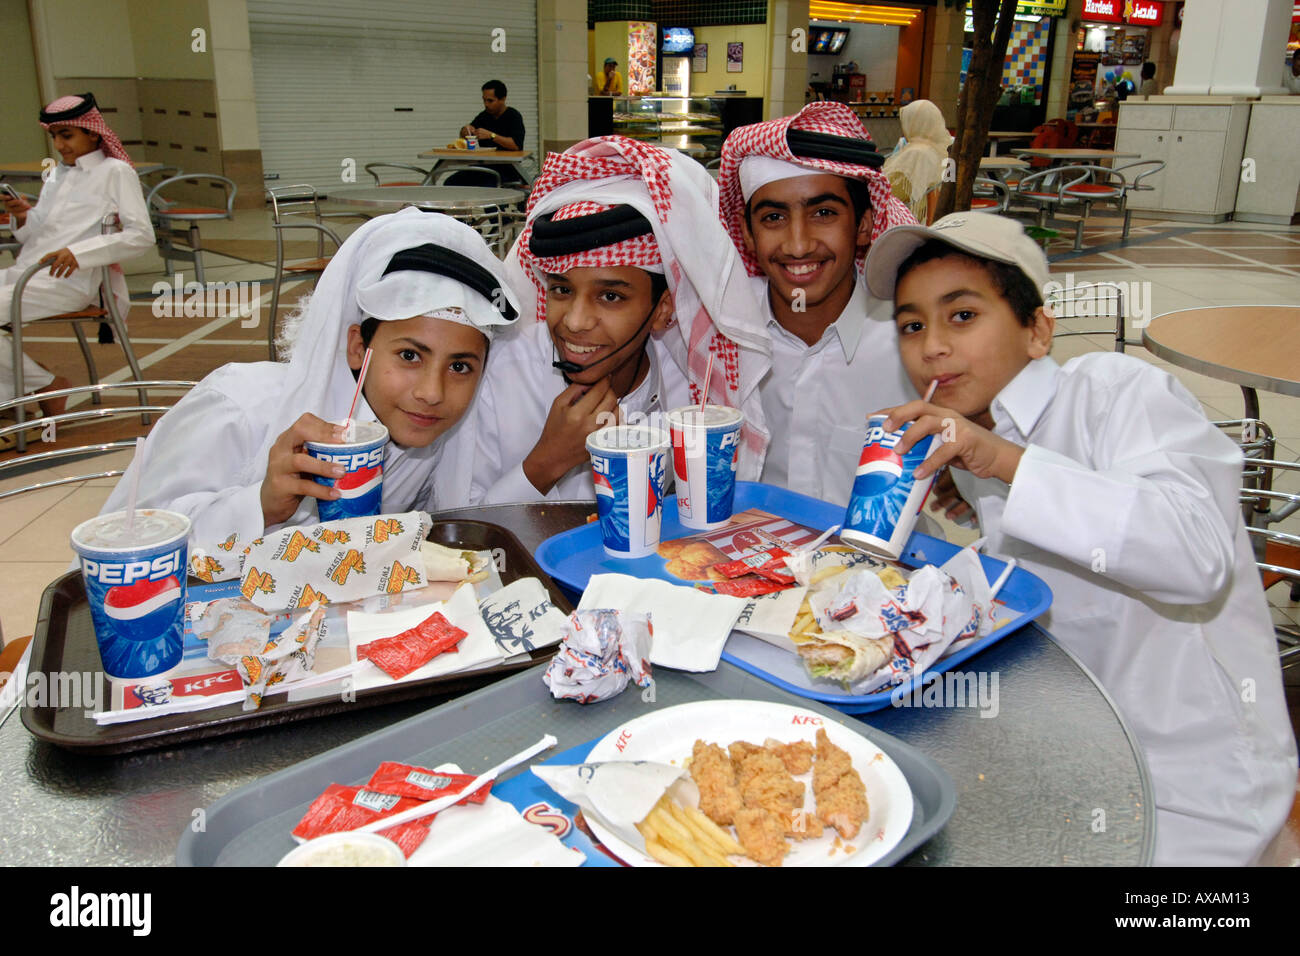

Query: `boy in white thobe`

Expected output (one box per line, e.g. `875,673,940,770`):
868,212,1296,866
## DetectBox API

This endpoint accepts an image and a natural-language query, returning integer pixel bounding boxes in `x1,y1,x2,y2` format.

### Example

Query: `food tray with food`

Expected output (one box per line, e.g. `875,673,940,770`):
535,481,1052,714
176,663,954,866
23,520,572,754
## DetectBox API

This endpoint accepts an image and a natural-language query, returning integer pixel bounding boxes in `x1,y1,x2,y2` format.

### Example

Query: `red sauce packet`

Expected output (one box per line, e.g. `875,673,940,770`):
291,784,430,857
366,761,491,804
712,575,789,598
357,610,469,680
712,547,790,579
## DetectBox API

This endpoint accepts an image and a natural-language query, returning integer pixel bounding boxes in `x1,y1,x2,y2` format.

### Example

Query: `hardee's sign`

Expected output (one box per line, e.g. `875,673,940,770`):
1083,0,1164,25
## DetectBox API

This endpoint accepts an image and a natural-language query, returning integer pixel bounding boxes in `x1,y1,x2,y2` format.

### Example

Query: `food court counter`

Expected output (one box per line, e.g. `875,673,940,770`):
0,502,1153,866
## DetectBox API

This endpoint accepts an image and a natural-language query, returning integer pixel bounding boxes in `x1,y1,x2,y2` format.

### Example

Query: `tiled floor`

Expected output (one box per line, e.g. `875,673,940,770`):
2,205,1297,862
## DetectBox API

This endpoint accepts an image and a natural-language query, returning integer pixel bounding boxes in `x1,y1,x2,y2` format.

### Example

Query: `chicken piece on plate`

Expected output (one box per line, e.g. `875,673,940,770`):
728,740,764,767
764,737,815,775
733,807,788,867
690,740,743,826
813,728,869,840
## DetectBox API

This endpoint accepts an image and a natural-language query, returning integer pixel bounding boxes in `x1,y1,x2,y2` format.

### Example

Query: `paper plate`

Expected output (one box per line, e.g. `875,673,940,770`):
584,699,913,866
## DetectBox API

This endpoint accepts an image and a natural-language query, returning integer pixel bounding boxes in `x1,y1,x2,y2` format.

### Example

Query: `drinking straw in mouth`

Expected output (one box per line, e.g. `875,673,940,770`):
698,352,715,413
345,347,373,435
125,437,146,536
924,378,938,403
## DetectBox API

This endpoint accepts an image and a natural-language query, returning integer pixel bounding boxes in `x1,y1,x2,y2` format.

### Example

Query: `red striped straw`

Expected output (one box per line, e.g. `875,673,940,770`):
346,347,373,430
698,352,716,413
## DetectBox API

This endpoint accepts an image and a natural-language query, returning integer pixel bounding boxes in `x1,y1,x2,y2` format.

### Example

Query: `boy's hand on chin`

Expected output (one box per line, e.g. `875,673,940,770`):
881,400,1024,486
261,414,347,527
524,377,619,494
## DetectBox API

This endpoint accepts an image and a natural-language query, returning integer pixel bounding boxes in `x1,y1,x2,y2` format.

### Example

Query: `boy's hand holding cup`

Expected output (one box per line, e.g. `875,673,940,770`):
261,413,347,526
882,401,1024,485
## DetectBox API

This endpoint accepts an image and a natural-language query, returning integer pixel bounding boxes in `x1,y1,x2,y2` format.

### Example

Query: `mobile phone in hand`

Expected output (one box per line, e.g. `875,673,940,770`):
0,184,20,201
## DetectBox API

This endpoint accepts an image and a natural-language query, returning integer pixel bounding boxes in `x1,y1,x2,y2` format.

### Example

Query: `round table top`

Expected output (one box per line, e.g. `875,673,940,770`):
0,501,1151,866
418,148,531,162
980,156,1029,169
1016,148,1140,160
1,159,166,178
1142,305,1300,397
323,184,524,209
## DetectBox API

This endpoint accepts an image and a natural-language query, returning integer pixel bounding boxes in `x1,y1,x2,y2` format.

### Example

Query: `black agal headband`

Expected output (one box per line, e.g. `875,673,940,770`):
787,128,885,168
381,243,517,323
528,204,655,258
40,93,98,124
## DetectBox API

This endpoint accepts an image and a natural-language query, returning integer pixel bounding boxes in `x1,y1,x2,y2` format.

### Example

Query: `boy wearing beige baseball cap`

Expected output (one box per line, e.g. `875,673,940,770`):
866,211,1295,867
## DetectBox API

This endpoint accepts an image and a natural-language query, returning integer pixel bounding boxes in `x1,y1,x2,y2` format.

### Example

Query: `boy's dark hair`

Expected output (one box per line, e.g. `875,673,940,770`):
895,239,1043,326
1141,61,1156,80
482,80,507,99
649,270,669,309
743,174,872,232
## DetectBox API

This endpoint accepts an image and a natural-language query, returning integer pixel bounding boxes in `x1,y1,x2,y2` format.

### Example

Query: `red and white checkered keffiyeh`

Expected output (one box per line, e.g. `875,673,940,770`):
39,94,133,165
717,102,914,277
502,135,770,474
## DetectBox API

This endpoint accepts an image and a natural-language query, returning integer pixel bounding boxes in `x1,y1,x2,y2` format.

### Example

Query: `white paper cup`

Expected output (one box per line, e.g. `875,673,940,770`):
667,405,743,530
278,832,406,867
586,425,670,559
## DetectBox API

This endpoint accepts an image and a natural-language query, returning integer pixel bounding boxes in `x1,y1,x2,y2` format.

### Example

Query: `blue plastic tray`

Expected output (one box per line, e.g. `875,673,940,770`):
535,481,1053,714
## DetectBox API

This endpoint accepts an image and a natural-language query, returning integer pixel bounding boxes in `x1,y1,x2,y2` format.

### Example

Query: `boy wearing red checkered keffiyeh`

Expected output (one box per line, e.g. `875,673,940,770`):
710,103,922,507
433,135,758,507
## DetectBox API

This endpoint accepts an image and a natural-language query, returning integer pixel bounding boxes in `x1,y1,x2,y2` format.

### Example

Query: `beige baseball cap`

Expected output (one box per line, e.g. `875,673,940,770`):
865,212,1051,300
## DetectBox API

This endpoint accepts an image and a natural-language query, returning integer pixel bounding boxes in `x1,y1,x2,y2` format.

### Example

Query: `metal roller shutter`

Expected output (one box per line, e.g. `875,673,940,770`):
248,0,538,187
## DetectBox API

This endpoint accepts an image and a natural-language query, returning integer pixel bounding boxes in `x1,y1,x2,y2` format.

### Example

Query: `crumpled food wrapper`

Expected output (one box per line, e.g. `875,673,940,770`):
542,609,653,703
237,602,327,709
191,598,275,664
804,546,996,693
235,511,433,611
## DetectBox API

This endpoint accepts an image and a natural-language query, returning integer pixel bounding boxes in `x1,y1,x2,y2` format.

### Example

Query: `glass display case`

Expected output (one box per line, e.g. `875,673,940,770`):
610,96,724,161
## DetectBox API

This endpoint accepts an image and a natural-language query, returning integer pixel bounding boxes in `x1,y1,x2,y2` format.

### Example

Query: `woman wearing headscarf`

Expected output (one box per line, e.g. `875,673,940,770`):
0,93,155,413
98,208,519,567
881,99,953,225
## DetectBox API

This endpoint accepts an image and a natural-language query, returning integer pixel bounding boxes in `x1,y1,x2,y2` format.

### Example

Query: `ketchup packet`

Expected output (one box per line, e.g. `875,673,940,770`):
366,761,491,804
712,547,790,579
357,610,468,680
711,575,789,598
292,784,430,857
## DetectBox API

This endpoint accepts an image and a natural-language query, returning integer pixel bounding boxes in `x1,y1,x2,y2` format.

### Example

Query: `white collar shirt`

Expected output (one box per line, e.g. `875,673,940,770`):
756,276,916,506
952,352,1297,865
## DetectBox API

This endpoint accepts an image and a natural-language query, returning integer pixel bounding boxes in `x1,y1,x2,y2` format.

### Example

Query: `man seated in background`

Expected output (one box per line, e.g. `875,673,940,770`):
460,79,525,152
597,58,623,96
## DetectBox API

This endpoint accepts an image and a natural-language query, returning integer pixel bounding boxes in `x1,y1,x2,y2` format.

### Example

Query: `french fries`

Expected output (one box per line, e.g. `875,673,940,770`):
636,796,741,867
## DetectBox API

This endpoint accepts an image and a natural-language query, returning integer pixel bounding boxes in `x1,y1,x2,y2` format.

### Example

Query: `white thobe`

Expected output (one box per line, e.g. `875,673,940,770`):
755,277,917,506
1,150,153,397
464,319,690,504
952,353,1297,866
100,362,443,554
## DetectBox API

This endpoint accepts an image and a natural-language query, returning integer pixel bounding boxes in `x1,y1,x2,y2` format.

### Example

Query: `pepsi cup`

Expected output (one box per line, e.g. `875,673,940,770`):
586,425,670,559
841,414,939,559
70,509,190,680
306,421,388,522
667,405,743,530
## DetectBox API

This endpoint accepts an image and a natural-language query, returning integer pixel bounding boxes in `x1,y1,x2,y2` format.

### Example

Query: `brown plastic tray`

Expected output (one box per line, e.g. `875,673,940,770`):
21,520,571,754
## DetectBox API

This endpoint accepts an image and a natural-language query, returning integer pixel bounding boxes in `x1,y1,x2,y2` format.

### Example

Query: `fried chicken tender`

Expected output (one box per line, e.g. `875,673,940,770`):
813,728,869,840
728,740,764,766
690,740,743,826
764,737,815,775
733,808,788,867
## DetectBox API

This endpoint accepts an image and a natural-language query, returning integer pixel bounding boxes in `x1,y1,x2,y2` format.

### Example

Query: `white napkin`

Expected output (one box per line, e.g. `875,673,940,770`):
531,761,687,853
577,573,747,672
346,583,505,690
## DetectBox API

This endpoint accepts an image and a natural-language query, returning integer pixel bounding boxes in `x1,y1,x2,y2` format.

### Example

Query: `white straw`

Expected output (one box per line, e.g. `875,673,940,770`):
798,523,842,556
698,352,715,412
923,378,938,402
989,558,1018,601
354,734,558,834
345,347,373,432
124,437,146,535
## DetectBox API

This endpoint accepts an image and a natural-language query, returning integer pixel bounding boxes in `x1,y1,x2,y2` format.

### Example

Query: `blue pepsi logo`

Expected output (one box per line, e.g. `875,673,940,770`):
104,574,183,622
83,548,184,585
315,447,383,471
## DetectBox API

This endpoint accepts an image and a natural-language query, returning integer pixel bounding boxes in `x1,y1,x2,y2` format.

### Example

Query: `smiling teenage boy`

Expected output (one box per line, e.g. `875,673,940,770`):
866,212,1296,866
447,137,735,504
711,102,918,505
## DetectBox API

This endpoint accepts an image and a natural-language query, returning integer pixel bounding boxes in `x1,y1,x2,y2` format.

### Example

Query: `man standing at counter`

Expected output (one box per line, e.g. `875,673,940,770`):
461,80,525,152
702,102,918,506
